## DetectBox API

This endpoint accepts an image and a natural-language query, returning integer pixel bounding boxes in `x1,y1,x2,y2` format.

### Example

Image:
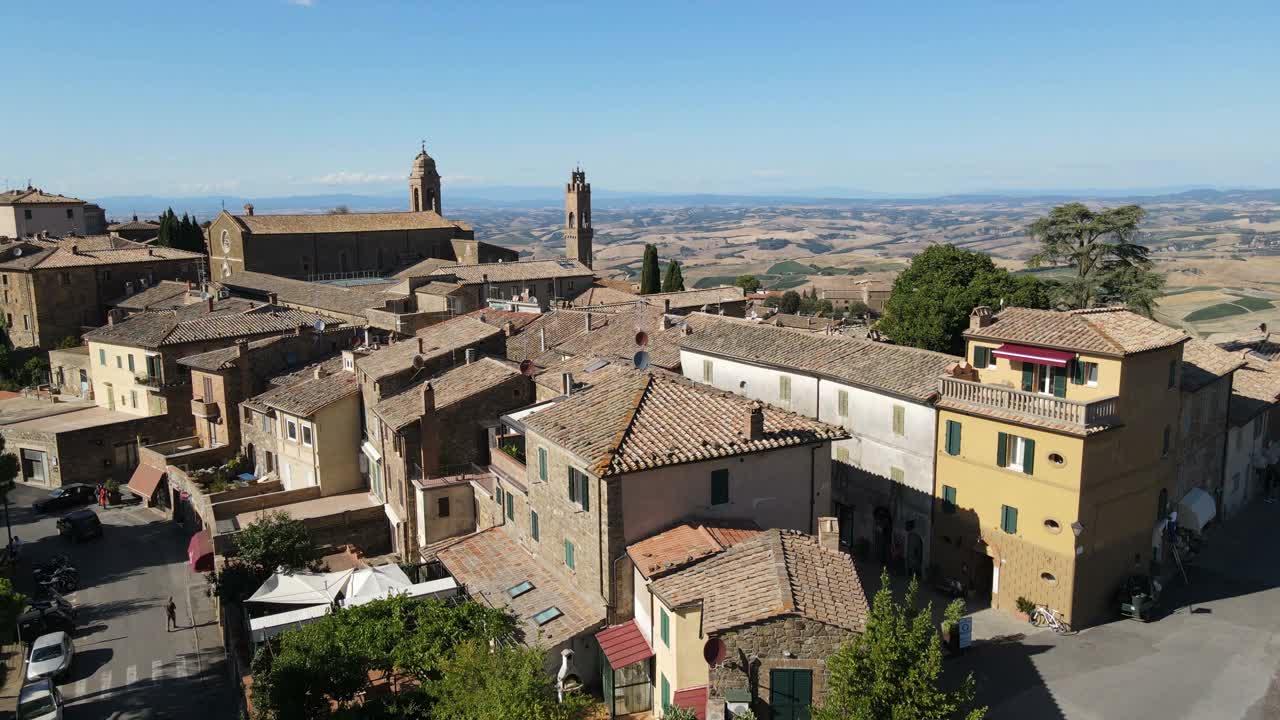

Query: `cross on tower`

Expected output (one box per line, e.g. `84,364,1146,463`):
421,139,427,153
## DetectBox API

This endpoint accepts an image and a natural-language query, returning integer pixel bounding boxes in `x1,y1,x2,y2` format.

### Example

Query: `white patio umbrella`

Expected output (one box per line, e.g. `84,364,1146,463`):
343,565,414,607
247,569,355,605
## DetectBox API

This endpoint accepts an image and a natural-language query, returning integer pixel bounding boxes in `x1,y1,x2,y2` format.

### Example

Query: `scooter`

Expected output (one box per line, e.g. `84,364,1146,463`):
935,577,966,598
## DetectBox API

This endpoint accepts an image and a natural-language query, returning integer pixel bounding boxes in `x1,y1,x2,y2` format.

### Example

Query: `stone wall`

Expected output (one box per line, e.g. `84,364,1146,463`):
707,616,853,720
49,349,92,398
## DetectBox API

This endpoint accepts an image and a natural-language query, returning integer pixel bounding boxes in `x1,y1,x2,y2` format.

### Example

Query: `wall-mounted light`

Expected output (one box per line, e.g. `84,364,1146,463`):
1071,521,1084,537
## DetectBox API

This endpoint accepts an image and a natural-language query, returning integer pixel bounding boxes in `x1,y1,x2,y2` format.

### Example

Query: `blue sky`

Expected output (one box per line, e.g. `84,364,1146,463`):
2,0,1277,199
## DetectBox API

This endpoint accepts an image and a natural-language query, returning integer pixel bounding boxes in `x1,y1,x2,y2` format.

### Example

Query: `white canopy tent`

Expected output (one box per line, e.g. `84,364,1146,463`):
343,565,413,607
1176,487,1217,534
247,569,355,606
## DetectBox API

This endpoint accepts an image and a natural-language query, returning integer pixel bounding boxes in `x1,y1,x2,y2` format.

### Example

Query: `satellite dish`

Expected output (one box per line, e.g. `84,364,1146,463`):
633,351,651,370
519,359,536,376
412,354,426,370
313,319,326,332
12,248,21,257
635,331,649,348
1260,322,1269,335
703,638,727,666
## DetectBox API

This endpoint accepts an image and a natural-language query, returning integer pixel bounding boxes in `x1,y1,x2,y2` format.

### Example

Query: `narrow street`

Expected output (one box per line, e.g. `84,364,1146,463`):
5,483,235,719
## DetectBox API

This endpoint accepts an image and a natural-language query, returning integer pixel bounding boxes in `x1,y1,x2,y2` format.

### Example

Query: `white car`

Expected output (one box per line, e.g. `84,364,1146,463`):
26,631,74,682
17,678,63,720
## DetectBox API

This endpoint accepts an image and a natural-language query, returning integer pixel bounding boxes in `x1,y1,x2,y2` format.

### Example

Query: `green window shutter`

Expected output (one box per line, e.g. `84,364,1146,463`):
564,539,575,569
711,469,729,505
579,474,590,512
974,346,989,368
531,511,539,541
1021,363,1034,392
506,492,514,520
1023,438,1035,474
661,674,670,709
568,470,576,503
496,486,504,507
1071,359,1084,385
538,447,547,482
890,466,904,484
945,420,961,455
660,609,670,647
1052,367,1067,397
942,485,957,513
838,390,848,417
1002,505,1019,534
893,405,905,435
996,432,1008,467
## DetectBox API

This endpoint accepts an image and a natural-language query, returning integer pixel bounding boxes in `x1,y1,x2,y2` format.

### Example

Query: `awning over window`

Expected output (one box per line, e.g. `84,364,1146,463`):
595,620,654,670
127,464,166,500
992,343,1076,368
188,529,214,572
672,685,709,720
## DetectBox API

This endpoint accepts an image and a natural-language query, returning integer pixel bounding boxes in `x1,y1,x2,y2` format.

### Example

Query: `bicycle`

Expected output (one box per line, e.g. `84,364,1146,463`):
1030,605,1073,634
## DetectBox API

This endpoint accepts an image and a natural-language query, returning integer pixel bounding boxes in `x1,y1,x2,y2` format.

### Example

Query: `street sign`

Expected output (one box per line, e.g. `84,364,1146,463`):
958,617,973,649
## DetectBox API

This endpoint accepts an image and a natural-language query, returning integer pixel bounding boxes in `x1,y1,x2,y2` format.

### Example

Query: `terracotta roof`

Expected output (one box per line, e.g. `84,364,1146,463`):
436,528,606,646
1180,338,1246,393
571,285,746,312
1227,358,1280,427
218,271,389,319
680,319,959,402
372,357,522,430
595,621,654,670
0,188,82,205
110,280,192,311
1218,336,1280,364
650,529,869,634
107,219,160,231
178,336,283,371
553,306,730,371
231,210,469,235
247,368,359,417
264,355,346,389
627,519,762,579
0,237,201,271
967,307,1188,357
394,257,454,279
356,315,502,380
569,284,639,307
504,309,615,365
84,302,339,349
463,308,540,333
768,313,839,331
533,354,630,394
430,258,593,284
521,369,847,477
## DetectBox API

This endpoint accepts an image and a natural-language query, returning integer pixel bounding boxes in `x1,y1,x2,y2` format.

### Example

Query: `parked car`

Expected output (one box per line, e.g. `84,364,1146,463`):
25,631,73,682
32,484,95,514
56,509,103,542
17,678,63,720
16,608,75,647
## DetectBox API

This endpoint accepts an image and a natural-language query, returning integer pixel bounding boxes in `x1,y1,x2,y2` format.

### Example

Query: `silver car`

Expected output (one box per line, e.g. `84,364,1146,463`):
26,631,74,682
17,678,63,720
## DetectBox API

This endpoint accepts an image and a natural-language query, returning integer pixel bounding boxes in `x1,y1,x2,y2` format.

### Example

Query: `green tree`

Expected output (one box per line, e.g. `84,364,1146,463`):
735,275,762,293
661,260,685,292
329,205,352,215
155,208,176,247
20,356,48,388
879,244,1051,354
429,640,592,720
209,511,322,603
0,578,24,642
1027,203,1163,315
639,244,661,295
779,290,801,314
814,570,985,720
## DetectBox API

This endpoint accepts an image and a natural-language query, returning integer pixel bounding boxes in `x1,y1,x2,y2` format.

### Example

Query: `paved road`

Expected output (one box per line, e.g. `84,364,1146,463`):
949,500,1280,720
7,484,235,719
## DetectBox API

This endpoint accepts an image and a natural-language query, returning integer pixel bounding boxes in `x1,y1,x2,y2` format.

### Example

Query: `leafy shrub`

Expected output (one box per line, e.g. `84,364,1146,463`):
1015,596,1036,620
942,598,966,633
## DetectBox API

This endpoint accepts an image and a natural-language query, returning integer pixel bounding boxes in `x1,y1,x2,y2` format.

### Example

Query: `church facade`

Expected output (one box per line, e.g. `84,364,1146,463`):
205,148,518,280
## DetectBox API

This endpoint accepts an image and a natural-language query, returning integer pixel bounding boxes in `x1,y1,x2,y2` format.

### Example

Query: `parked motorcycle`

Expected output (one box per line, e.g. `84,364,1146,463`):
934,577,967,598
33,565,78,587
37,571,78,595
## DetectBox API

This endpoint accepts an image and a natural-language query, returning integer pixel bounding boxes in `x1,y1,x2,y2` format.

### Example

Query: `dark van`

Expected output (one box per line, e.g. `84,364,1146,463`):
56,510,103,542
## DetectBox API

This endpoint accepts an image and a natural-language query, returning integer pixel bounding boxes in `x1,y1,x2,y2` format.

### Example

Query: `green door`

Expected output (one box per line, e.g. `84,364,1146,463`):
770,669,812,720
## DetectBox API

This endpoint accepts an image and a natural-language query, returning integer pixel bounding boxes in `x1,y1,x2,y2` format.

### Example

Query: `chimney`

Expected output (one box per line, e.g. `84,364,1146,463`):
243,203,254,216
313,366,328,380
817,516,840,552
745,401,765,440
539,327,547,353
503,321,516,337
419,382,442,477
132,214,138,222
235,339,249,358
970,306,994,331
465,348,477,364
206,296,214,313
663,299,671,314
661,314,672,331
585,312,592,332
417,337,425,354
69,244,78,255
561,372,574,397
186,280,193,291
147,247,155,256
107,313,115,326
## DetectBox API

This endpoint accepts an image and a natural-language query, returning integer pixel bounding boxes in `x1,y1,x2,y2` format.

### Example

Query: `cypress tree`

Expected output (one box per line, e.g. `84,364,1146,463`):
640,244,660,295
662,260,685,292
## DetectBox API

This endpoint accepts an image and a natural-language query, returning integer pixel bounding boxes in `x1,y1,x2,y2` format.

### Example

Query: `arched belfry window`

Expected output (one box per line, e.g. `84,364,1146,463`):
427,189,437,212
413,188,421,212
568,212,575,228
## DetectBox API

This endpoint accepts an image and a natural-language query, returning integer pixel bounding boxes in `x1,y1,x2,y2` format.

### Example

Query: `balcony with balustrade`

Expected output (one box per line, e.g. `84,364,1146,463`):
938,375,1120,433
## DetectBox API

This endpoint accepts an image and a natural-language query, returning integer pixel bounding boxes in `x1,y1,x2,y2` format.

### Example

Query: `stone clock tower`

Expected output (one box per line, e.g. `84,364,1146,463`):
565,167,593,269
409,146,442,215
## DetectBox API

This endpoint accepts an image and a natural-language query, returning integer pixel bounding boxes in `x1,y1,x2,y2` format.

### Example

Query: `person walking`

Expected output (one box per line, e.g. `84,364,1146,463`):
165,596,178,632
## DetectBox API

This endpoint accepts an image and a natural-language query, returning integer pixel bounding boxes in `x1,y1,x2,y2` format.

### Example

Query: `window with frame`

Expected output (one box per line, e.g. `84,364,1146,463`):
530,510,540,541
59,272,71,286
65,208,73,219
779,375,791,403
1001,504,1019,534
1023,362,1067,397
997,432,1035,474
944,420,962,456
21,315,28,330
130,390,138,408
702,359,713,383
438,497,451,518
973,345,996,369
286,420,298,442
942,485,957,514
837,389,849,418
710,468,729,506
99,349,106,366
1071,360,1099,387
302,424,313,447
660,608,670,647
127,355,135,373
538,447,547,482
496,485,505,508
116,355,122,369
568,467,589,511
892,405,905,436
563,539,576,570
506,491,514,521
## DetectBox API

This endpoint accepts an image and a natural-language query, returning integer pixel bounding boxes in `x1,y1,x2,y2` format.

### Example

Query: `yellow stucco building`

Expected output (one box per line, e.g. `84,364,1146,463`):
933,306,1189,627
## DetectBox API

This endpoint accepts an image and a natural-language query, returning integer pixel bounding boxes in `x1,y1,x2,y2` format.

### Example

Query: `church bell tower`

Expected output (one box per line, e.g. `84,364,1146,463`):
565,167,593,269
409,144,442,215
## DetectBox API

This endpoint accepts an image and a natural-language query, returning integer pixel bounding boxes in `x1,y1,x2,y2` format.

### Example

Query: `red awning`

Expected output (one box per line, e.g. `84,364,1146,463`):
127,464,166,500
188,529,214,572
991,343,1075,367
595,620,654,670
672,686,709,720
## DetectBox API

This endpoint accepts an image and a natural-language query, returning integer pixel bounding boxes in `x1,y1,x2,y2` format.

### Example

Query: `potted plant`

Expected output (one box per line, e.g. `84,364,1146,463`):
1016,596,1036,622
105,478,122,505
940,598,966,653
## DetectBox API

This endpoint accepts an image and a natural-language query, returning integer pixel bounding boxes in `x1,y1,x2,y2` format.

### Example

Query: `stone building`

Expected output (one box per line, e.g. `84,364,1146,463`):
204,148,517,280
367,356,534,557
107,216,161,243
570,284,748,318
428,258,595,314
678,319,960,576
564,167,594,270
0,235,203,349
1172,339,1242,533
0,187,90,238
1221,349,1280,518
642,525,869,719
48,346,93,399
83,298,341,438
